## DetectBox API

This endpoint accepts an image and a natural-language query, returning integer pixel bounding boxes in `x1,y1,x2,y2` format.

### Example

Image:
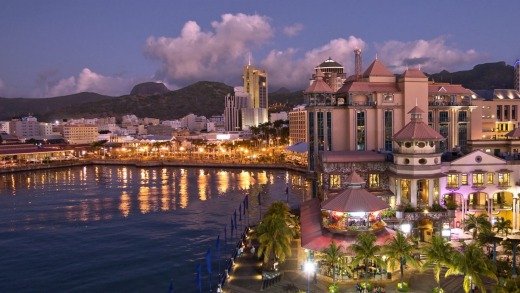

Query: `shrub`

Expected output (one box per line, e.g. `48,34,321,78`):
329,283,339,293
445,200,457,210
397,282,409,292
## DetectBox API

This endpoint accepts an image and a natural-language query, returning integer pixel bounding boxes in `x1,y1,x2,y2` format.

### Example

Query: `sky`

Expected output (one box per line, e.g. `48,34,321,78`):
1,0,519,98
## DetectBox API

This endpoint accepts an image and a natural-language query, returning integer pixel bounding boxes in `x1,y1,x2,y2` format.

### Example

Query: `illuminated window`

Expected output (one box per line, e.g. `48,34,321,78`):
447,174,459,189
329,174,341,189
472,173,485,187
487,173,494,185
461,173,468,185
498,172,510,187
368,173,380,189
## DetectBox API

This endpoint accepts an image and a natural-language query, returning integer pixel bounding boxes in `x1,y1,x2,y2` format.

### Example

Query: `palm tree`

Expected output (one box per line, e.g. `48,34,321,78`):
445,243,497,293
383,231,420,287
477,228,500,264
320,241,347,284
463,213,492,239
349,232,382,286
420,235,455,292
254,201,297,270
493,218,512,237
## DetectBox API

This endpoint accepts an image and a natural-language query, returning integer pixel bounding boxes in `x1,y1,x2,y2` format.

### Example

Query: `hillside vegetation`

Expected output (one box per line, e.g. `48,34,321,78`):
0,61,514,122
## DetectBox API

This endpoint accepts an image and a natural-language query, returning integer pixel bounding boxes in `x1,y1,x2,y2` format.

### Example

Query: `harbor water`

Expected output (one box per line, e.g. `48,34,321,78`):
0,165,310,292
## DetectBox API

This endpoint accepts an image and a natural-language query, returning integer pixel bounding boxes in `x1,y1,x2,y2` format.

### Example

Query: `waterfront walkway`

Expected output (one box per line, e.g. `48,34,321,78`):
224,237,446,293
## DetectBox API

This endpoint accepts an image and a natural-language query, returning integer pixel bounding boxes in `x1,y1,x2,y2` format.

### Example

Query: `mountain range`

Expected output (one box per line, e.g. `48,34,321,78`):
0,61,514,122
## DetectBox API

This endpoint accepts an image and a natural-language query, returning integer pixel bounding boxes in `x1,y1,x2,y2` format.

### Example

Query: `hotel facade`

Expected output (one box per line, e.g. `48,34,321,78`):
298,54,520,240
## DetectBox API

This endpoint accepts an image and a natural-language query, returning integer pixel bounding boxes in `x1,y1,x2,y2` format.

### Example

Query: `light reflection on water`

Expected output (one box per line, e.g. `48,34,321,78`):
0,165,310,292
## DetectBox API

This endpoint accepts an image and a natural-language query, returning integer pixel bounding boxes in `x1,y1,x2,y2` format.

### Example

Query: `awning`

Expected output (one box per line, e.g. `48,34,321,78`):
321,188,390,212
285,142,307,153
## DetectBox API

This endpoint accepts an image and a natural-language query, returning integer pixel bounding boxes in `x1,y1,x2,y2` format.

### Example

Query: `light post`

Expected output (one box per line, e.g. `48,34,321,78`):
304,261,315,293
400,222,411,236
382,255,387,280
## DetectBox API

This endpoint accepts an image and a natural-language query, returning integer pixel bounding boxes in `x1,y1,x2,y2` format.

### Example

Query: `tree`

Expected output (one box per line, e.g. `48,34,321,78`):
349,232,382,286
493,217,512,237
445,243,497,293
320,241,347,284
383,231,420,287
420,235,455,292
463,213,492,239
254,201,297,270
477,228,500,264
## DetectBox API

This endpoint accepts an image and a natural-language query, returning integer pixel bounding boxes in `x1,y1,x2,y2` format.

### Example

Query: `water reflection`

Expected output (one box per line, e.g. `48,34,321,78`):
119,191,131,217
0,166,311,230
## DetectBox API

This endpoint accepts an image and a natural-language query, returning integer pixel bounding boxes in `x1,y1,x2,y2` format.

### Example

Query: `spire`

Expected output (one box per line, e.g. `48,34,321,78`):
248,53,251,66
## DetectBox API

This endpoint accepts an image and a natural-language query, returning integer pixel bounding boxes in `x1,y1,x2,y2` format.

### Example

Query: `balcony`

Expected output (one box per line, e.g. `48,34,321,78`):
471,183,486,190
446,183,460,191
346,101,377,107
428,101,473,107
497,182,511,189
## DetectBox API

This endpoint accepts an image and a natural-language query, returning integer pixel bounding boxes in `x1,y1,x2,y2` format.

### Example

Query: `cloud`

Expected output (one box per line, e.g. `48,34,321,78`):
260,36,366,90
375,36,486,73
142,14,487,91
46,68,135,97
144,13,274,86
282,23,304,37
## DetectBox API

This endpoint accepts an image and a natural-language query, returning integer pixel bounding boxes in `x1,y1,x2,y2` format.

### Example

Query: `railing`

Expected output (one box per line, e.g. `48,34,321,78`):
446,184,460,190
429,101,472,107
347,101,377,107
401,211,449,221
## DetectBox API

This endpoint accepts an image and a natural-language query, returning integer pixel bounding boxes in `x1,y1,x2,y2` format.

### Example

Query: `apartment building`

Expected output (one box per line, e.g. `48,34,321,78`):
63,125,98,144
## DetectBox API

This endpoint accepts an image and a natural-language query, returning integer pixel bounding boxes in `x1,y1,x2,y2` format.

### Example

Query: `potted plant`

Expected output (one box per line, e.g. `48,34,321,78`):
430,203,447,212
445,199,457,217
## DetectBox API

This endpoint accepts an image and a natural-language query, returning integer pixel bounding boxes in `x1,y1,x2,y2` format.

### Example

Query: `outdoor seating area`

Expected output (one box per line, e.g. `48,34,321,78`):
315,258,388,282
322,210,387,232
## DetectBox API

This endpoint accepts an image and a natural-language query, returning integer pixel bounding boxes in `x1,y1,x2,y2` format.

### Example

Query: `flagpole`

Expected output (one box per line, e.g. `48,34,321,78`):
206,247,212,293
216,234,221,281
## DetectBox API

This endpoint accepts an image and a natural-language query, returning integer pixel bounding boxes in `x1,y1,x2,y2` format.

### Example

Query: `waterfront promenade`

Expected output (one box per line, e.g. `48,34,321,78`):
0,158,310,175
224,236,475,293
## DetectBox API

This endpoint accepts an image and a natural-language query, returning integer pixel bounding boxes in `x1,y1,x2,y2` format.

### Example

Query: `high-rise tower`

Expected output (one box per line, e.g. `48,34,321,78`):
515,59,520,91
242,63,268,109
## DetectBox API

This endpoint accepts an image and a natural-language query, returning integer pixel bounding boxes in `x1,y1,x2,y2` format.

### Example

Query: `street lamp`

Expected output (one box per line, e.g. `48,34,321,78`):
400,222,411,235
304,261,315,293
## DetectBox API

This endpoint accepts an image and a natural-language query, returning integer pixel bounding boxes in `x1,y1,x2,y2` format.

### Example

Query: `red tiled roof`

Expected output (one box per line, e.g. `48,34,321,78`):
300,198,396,252
344,171,365,185
393,106,444,141
408,105,425,114
506,128,520,138
363,59,394,77
428,84,474,95
401,69,427,78
304,78,334,94
337,81,399,94
321,187,390,212
393,121,444,141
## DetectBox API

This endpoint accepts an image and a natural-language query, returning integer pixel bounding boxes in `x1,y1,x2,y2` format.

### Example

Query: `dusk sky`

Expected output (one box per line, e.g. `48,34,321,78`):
1,0,519,98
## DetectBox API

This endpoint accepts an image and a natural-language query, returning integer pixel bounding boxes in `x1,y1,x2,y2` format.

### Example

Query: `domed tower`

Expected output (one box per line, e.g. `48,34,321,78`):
388,105,446,209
